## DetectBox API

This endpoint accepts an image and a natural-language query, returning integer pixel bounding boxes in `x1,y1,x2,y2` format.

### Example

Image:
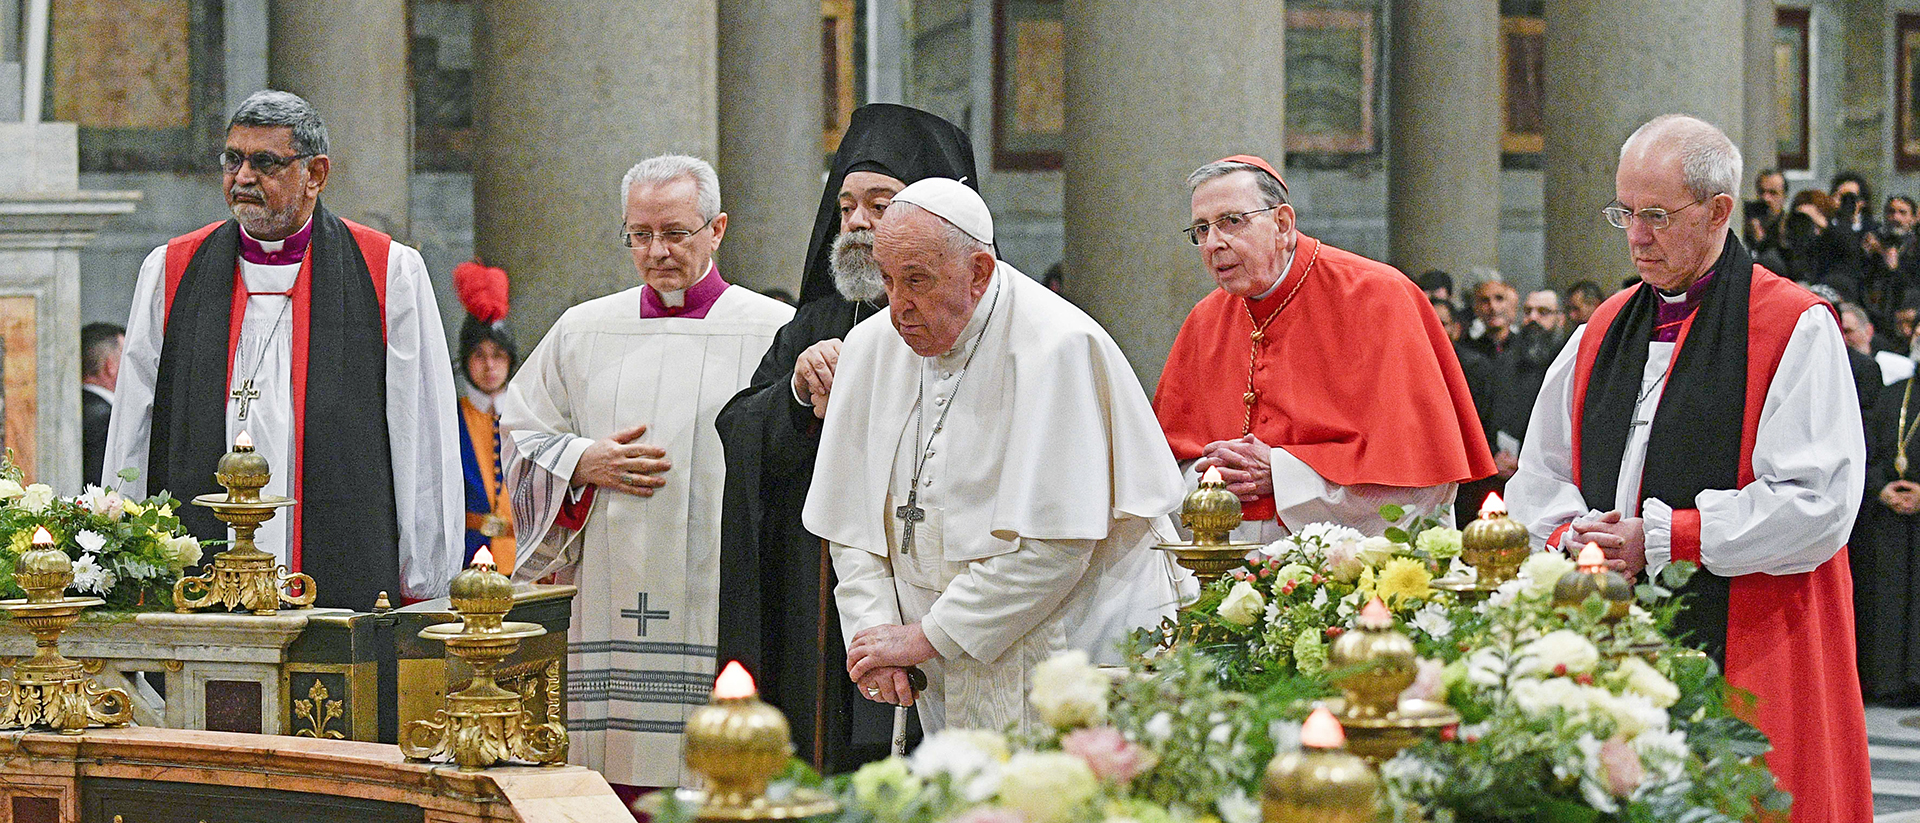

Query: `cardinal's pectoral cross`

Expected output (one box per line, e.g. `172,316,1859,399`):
231,379,262,421
894,489,925,556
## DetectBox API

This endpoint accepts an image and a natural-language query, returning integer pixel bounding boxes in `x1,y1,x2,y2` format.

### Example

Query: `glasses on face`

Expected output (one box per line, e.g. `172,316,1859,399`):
1602,196,1716,230
621,216,717,249
1184,205,1280,245
219,149,314,176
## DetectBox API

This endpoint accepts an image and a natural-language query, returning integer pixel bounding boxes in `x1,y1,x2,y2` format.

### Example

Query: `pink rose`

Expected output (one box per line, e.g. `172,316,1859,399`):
1060,726,1157,784
1599,735,1644,797
1399,657,1445,703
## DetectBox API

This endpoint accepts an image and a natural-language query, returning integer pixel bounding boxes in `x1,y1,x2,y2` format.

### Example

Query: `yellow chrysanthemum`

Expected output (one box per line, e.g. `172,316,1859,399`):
122,501,146,517
1375,557,1433,606
1355,565,1378,599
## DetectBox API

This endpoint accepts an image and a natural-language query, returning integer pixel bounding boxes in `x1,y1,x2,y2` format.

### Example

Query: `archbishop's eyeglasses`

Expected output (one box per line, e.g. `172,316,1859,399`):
1602,196,1716,231
621,216,717,249
219,149,315,176
1183,206,1280,245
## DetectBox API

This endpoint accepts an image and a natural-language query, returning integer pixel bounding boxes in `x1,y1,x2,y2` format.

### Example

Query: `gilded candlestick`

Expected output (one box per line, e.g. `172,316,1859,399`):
174,433,315,615
1436,492,1532,598
1156,467,1264,590
0,528,132,733
1554,543,1634,622
1325,598,1460,763
642,661,839,820
1262,707,1379,823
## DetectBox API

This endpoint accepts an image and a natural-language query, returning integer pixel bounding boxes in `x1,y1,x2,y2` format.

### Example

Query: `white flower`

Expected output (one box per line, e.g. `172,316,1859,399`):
1356,535,1398,566
1598,691,1668,738
74,530,107,555
1515,630,1600,676
909,729,1008,801
1028,650,1109,729
71,554,115,595
1254,538,1296,561
1143,712,1174,742
1614,656,1680,708
1309,586,1329,609
1297,522,1364,548
1217,580,1265,626
1519,551,1577,598
18,484,53,514
1322,538,1365,582
1465,648,1508,687
1409,603,1452,639
996,752,1098,823
80,486,124,521
1214,789,1261,823
1208,722,1233,744
166,534,203,567
1510,676,1598,718
0,480,21,501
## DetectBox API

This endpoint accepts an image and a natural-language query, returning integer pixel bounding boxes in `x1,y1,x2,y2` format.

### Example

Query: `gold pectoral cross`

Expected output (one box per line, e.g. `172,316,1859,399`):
231,379,262,421
894,489,925,556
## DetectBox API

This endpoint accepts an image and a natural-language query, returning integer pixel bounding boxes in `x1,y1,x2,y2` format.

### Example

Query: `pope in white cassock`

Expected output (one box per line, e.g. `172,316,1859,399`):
103,90,463,611
805,178,1190,733
499,155,792,789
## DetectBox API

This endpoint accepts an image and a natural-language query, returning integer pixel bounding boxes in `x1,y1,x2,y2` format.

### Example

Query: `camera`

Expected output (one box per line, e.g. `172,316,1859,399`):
1744,200,1769,223
1838,191,1863,218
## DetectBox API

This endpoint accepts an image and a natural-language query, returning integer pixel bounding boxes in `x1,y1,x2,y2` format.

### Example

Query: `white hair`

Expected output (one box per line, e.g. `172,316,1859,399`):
1186,160,1288,207
1622,114,1742,201
620,154,721,220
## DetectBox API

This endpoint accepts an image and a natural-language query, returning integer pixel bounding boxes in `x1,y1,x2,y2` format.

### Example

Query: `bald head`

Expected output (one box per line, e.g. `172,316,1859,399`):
1620,115,1742,204
1615,114,1740,291
873,203,997,356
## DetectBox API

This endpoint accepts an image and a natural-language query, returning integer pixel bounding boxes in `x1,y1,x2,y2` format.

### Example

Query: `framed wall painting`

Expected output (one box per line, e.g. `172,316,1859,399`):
992,0,1064,171
1500,16,1544,155
1898,13,1920,171
823,0,858,155
1284,7,1376,155
1776,7,1810,171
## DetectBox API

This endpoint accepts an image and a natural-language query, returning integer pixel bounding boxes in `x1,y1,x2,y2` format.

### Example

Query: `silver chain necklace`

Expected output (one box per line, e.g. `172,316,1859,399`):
893,283,1001,556
230,296,293,422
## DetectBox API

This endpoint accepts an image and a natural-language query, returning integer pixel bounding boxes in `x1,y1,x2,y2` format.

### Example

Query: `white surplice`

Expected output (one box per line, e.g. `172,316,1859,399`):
102,230,465,600
806,266,1191,734
1506,305,1863,576
499,284,791,787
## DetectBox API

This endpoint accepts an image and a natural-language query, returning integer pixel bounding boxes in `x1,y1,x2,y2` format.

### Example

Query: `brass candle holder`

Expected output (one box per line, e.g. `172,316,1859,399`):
1324,598,1459,763
641,661,839,820
1433,492,1532,599
1156,467,1265,591
1554,543,1633,623
0,528,132,733
174,433,316,615
1262,706,1379,823
400,549,568,770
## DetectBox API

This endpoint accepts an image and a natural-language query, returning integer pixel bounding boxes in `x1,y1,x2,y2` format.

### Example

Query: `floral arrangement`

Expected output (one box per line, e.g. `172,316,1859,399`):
0,458,203,610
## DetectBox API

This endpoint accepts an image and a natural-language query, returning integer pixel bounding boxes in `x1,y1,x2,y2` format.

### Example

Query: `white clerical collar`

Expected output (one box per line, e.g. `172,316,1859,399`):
83,383,114,405
656,264,715,308
1657,289,1689,304
1250,246,1298,301
239,217,314,256
934,268,1003,362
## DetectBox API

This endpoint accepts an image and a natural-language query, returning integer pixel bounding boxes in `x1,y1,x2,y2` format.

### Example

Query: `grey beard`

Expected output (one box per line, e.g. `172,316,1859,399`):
229,188,304,239
831,230,886,302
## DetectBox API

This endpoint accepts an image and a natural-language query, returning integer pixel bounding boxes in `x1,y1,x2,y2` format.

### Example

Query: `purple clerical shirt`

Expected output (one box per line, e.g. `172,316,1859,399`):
1652,273,1714,343
639,264,730,319
237,219,314,266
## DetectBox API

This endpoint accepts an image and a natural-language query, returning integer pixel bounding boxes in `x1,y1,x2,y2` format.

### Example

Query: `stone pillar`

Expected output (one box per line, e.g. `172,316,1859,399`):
472,0,716,342
1835,0,1888,179
1063,0,1287,391
717,0,822,294
1542,1,1743,289
1388,0,1500,280
269,0,412,238
1742,0,1778,178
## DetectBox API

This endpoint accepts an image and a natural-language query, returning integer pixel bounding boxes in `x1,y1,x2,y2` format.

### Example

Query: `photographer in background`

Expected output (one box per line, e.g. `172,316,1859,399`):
1744,168,1788,273
1864,196,1919,330
1814,171,1877,304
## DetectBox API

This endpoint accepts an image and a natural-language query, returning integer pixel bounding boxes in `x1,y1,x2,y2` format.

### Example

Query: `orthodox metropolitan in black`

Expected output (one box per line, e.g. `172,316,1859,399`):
715,104,977,771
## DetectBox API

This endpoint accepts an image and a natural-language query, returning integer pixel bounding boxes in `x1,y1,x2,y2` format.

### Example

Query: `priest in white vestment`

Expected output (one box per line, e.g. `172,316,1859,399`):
103,90,462,609
500,155,792,789
805,179,1190,733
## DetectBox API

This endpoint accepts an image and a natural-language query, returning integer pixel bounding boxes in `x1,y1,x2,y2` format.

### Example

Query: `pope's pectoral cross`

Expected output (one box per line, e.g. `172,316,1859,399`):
230,379,261,421
894,490,925,556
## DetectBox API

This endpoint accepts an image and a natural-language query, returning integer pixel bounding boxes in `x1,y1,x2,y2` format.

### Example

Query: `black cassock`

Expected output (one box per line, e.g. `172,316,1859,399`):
714,103,977,771
1856,374,1920,702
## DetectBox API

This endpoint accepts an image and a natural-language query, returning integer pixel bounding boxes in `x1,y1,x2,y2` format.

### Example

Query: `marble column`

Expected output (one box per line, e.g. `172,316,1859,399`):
472,0,716,341
717,0,822,294
1834,0,1888,180
1388,0,1501,281
269,0,412,238
1742,0,1778,178
1063,0,1287,391
1542,1,1743,289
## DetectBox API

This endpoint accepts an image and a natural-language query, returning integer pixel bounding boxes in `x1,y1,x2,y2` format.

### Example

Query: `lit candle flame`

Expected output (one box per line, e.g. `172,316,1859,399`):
713,660,757,699
1479,491,1507,519
472,546,495,569
1576,542,1605,573
30,526,52,547
1358,595,1391,629
234,430,253,449
1202,466,1224,486
1299,706,1347,749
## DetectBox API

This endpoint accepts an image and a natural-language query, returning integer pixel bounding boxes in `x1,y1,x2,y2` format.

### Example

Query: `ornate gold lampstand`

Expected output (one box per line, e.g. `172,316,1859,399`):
1156,467,1265,591
1324,598,1459,763
1262,707,1379,823
401,549,568,770
0,528,132,733
1554,542,1634,623
173,433,315,615
640,661,839,820
1433,492,1532,600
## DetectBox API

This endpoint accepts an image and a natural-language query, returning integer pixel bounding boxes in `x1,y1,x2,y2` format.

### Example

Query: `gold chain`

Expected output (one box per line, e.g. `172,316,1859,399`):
1241,241,1321,434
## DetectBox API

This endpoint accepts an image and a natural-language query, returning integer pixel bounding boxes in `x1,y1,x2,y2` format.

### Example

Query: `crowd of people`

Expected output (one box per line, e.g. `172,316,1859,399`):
76,88,1876,821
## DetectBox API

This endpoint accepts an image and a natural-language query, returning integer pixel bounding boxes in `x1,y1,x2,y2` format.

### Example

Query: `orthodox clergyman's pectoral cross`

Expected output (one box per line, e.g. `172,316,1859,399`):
231,379,261,421
895,490,925,556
